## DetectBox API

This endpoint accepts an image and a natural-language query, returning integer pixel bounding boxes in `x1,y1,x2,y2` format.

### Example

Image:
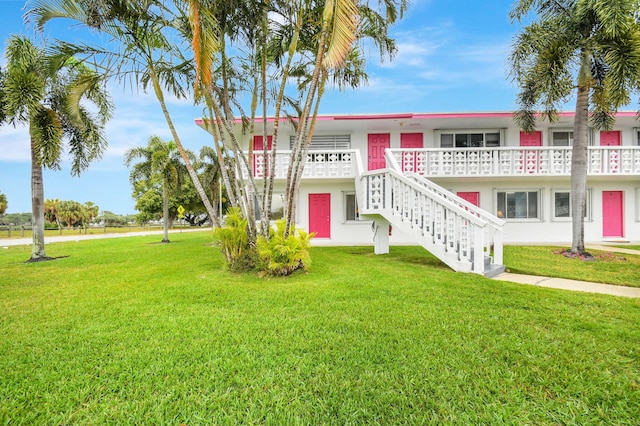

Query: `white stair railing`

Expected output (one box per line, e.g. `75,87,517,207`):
359,167,490,273
385,151,505,267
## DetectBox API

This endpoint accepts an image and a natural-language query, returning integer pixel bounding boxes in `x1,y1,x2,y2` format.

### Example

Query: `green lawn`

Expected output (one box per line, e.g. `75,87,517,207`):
504,245,640,287
1,233,639,424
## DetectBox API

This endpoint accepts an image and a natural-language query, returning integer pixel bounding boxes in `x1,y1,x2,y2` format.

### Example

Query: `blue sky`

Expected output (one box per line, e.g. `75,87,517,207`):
1,0,525,215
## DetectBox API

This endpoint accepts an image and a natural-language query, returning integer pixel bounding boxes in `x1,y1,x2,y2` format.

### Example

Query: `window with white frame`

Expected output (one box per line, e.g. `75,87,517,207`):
496,190,540,219
551,130,573,146
552,189,591,220
438,130,502,148
255,193,285,220
289,134,351,150
550,129,594,146
344,192,359,221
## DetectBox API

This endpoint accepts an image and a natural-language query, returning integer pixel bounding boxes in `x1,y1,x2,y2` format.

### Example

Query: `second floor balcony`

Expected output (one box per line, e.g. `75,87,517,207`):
389,146,640,178
245,146,640,180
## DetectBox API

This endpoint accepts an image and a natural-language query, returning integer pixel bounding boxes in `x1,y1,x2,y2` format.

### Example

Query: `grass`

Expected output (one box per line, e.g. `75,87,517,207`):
0,225,190,240
609,244,640,251
1,233,639,424
504,245,640,287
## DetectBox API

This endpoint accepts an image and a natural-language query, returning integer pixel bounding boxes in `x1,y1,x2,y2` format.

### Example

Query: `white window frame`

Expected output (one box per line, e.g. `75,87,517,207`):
551,189,592,222
436,129,504,148
550,128,594,146
343,191,360,222
289,134,351,150
495,189,543,221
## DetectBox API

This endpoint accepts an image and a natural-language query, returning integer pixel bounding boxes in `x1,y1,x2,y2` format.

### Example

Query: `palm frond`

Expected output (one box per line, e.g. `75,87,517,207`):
323,0,359,69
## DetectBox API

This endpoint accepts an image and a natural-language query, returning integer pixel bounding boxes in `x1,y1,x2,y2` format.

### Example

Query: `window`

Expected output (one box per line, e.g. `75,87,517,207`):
344,192,359,221
550,129,594,146
289,134,351,150
439,130,502,148
255,193,285,220
496,191,540,219
552,131,573,146
552,190,590,220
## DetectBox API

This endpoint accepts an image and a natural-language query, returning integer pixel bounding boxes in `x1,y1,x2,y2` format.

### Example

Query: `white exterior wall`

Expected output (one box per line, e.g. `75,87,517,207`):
198,112,640,245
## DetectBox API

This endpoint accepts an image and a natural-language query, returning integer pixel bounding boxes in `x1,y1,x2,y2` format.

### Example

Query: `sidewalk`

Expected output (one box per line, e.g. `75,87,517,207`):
0,228,209,247
493,243,640,299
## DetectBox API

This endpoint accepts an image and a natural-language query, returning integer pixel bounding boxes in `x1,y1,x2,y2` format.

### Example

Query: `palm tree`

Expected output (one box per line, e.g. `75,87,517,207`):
1,36,112,261
28,0,219,225
125,136,189,243
509,0,640,255
189,0,407,236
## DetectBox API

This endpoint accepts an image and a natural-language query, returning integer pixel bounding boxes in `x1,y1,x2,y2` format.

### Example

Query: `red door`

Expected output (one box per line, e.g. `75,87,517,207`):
400,133,423,172
600,131,621,146
309,193,331,238
602,191,624,237
519,131,542,173
368,134,390,170
519,131,542,146
457,192,480,207
253,136,273,176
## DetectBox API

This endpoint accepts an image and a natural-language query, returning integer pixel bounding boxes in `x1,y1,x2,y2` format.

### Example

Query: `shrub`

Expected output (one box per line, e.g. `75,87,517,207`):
213,207,256,272
256,220,315,276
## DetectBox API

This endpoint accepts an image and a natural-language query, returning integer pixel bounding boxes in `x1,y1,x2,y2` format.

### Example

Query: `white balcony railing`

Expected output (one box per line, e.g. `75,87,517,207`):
247,150,358,179
388,146,640,177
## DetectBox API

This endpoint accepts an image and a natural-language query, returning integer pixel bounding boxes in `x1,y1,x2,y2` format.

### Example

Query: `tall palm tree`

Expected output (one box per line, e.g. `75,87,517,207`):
28,0,219,226
509,0,640,255
1,35,112,261
125,136,188,243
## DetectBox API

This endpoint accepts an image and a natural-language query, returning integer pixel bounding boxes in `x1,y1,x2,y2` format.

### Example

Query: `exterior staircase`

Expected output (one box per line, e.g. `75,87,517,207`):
354,150,506,277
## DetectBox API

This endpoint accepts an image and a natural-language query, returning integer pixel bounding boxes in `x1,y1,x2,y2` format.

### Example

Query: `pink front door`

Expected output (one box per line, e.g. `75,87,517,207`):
457,192,480,207
368,133,390,170
519,131,542,146
309,193,331,238
253,136,273,176
400,133,423,172
519,131,542,173
600,131,621,146
602,191,624,237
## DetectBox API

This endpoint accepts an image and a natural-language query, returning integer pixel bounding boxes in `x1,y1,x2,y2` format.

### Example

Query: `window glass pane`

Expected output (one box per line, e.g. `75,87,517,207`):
470,133,483,147
553,131,570,146
455,133,469,148
345,194,357,221
514,192,528,218
555,192,570,217
485,133,500,147
527,191,538,218
441,134,453,148
497,192,505,218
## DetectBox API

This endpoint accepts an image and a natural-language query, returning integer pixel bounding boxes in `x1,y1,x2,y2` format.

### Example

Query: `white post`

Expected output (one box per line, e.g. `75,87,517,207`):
373,217,390,255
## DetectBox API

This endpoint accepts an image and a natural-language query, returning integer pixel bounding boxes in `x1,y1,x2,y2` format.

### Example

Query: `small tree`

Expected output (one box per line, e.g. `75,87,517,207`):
0,192,7,215
125,136,190,243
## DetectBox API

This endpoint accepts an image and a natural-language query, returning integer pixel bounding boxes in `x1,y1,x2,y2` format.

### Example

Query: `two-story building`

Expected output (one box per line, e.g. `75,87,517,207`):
197,111,640,275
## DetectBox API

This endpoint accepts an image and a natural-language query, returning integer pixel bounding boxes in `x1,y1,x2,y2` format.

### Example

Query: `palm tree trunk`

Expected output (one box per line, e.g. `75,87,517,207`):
571,49,590,254
28,134,48,261
149,66,219,227
284,20,331,236
162,182,170,243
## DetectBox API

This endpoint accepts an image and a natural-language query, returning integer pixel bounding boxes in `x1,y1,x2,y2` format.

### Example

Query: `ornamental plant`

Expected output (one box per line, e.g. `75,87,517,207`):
256,220,315,276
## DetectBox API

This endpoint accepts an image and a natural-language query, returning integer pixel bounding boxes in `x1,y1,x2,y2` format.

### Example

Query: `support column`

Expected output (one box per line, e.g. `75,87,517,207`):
373,217,390,255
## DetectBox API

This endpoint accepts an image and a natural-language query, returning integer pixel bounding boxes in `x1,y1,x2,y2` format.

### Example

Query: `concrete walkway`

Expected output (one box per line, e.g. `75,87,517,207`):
2,233,639,298
493,243,640,299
